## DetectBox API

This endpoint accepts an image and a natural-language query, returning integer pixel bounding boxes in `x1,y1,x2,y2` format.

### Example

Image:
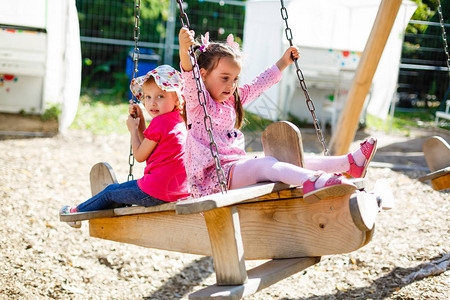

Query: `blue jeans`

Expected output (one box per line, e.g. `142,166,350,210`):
77,180,166,212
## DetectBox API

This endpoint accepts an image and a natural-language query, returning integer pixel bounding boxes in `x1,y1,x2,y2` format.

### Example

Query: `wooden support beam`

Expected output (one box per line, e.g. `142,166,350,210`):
330,0,402,155
188,257,320,300
204,206,248,285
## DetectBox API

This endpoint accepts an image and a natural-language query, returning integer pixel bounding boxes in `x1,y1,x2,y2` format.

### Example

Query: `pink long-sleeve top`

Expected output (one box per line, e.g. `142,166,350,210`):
182,64,282,198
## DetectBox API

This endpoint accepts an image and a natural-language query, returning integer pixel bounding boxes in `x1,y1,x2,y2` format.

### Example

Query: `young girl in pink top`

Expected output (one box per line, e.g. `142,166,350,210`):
179,29,377,202
60,65,190,227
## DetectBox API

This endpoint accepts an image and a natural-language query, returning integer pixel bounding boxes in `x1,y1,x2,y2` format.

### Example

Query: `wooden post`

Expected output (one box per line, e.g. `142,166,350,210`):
330,0,402,155
203,206,248,285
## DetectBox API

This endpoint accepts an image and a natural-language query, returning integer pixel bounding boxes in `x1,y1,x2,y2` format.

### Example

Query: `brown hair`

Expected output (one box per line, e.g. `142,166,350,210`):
184,41,244,129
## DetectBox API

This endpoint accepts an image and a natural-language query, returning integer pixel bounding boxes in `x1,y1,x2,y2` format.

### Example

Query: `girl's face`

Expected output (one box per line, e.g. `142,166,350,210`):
200,57,241,103
142,79,179,118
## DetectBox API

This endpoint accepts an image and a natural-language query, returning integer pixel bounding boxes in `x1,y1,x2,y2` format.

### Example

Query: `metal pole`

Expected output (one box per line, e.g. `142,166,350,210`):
164,0,176,65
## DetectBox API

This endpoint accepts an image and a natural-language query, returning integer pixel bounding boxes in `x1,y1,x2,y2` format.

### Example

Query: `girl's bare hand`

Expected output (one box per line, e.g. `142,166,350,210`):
126,115,140,132
179,27,195,52
128,101,142,118
276,46,300,72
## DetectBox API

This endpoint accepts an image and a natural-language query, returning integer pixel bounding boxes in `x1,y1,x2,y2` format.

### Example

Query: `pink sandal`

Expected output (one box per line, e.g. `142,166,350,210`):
303,172,357,204
347,138,378,178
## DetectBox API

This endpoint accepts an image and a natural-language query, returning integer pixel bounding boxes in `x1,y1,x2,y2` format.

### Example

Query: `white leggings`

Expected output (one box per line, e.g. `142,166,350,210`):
229,154,349,190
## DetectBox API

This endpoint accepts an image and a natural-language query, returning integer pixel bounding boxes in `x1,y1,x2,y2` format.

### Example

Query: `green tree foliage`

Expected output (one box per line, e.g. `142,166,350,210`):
76,0,246,91
77,0,168,42
407,0,436,34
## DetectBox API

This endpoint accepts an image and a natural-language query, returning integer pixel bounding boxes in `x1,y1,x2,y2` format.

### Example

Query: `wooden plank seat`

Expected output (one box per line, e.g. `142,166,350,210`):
60,179,366,222
59,121,385,299
418,136,450,191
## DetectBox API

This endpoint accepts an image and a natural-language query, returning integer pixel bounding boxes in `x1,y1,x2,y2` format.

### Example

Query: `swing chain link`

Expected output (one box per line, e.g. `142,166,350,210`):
280,0,329,156
127,0,141,181
176,0,228,194
437,0,450,79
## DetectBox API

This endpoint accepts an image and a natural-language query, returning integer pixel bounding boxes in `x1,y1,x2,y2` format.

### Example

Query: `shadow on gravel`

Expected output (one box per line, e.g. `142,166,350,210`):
144,256,214,300
292,253,448,300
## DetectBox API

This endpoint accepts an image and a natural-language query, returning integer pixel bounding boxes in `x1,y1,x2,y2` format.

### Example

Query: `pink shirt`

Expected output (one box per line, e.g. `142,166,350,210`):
182,64,282,198
137,110,190,202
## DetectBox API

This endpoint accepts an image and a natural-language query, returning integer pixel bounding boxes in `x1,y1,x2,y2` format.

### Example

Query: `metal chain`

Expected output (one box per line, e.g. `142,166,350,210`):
128,0,141,181
176,0,228,193
437,0,450,79
279,0,329,155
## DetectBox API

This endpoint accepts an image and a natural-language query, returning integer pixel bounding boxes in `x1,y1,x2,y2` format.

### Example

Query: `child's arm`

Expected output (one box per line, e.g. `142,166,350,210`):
275,46,300,72
179,27,195,72
127,115,157,162
129,102,146,142
238,46,299,106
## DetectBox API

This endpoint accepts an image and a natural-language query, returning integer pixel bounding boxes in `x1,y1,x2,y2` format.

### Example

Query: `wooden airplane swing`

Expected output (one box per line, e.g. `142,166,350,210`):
60,0,398,299
61,121,392,299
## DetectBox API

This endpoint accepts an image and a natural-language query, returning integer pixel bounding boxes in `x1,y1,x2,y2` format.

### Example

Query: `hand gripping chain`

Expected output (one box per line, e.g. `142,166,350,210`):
176,0,228,193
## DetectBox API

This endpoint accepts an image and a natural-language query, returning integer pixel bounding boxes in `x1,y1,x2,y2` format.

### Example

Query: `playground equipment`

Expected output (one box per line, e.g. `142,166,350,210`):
59,0,401,298
419,136,450,191
61,121,393,299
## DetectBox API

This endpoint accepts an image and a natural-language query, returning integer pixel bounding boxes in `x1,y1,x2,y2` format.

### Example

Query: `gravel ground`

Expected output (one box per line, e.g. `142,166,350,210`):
0,127,449,299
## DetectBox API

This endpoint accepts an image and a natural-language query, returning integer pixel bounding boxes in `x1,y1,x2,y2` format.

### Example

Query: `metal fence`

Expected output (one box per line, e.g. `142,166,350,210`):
75,0,245,96
76,0,450,111
397,20,450,110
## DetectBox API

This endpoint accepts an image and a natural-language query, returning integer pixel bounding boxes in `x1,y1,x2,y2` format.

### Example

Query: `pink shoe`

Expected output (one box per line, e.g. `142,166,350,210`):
347,138,378,178
303,172,357,204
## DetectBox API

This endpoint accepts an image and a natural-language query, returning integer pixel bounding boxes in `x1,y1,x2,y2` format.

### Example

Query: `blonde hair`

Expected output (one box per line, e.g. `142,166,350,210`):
143,77,184,112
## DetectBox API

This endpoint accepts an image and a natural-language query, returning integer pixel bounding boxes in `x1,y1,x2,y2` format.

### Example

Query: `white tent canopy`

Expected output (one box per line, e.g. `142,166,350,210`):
242,0,417,124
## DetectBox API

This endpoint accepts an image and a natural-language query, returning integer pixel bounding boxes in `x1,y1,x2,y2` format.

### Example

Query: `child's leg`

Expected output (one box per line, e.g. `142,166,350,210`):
229,156,357,203
303,137,377,176
229,156,316,189
303,154,349,173
76,180,165,212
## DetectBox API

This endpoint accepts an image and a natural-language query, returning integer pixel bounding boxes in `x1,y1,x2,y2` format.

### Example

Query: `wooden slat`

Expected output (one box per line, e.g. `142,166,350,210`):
418,167,450,182
60,202,177,222
236,195,369,259
90,162,118,195
62,177,365,222
349,191,379,231
176,179,365,216
188,257,320,300
422,136,450,172
420,136,450,190
204,207,247,285
175,182,294,215
261,121,304,167
431,173,450,191
88,194,373,259
89,211,212,256
60,209,115,222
